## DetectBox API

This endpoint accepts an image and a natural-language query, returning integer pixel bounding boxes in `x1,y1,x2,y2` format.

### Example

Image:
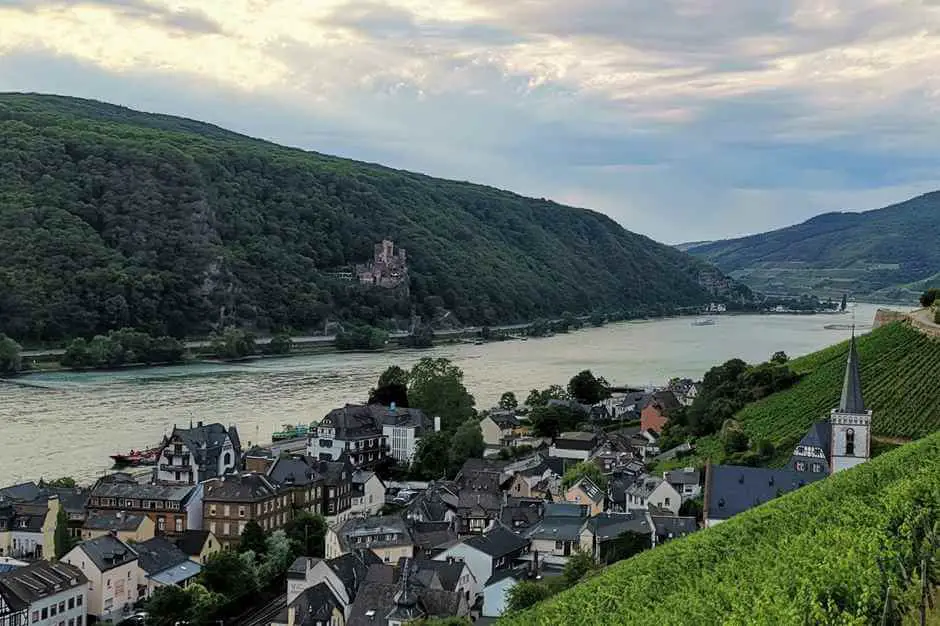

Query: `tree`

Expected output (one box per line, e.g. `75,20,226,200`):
335,324,388,351
145,585,193,626
61,338,91,368
599,530,651,565
200,550,258,600
369,365,410,407
771,351,789,364
408,358,476,430
567,370,611,404
45,477,77,488
210,327,257,359
562,550,599,587
722,423,750,454
410,431,452,480
284,512,327,558
238,520,267,556
53,506,74,559
258,530,295,586
0,334,22,375
920,288,940,308
561,461,609,491
506,580,553,612
268,332,293,355
529,404,585,438
525,385,569,408
678,498,703,521
403,324,434,348
449,419,485,473
378,365,409,388
498,391,519,411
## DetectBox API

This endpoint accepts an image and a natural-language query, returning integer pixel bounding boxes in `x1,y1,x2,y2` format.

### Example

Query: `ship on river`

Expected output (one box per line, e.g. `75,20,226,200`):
110,447,160,467
272,423,312,441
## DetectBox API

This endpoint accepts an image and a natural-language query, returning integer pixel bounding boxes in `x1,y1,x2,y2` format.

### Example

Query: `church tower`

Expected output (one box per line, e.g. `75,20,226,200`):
829,331,872,473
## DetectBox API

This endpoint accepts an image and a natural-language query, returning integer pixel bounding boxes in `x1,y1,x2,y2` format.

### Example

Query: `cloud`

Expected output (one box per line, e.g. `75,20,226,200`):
1,0,940,242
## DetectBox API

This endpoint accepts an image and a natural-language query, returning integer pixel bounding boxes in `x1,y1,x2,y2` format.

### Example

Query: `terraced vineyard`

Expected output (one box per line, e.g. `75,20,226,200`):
736,322,940,455
499,431,940,625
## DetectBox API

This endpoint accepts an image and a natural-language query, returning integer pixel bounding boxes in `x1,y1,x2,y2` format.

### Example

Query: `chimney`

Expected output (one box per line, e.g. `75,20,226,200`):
434,416,441,433
197,421,204,428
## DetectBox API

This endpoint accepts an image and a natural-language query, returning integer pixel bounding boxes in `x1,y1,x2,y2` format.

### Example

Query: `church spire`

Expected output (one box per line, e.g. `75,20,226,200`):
839,328,866,414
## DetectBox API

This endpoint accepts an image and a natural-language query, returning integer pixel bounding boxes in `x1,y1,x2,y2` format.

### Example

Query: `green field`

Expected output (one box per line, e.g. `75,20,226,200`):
499,430,940,625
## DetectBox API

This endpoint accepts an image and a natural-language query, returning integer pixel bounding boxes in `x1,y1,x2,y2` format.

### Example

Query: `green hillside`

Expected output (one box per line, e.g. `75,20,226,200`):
499,430,940,625
0,93,746,344
688,193,940,300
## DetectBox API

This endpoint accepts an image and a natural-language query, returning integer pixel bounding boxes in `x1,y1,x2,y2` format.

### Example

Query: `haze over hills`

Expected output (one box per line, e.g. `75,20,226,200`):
685,192,940,303
0,93,746,344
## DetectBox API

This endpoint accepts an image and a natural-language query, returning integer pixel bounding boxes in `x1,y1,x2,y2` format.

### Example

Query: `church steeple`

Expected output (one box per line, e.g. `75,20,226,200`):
838,329,865,414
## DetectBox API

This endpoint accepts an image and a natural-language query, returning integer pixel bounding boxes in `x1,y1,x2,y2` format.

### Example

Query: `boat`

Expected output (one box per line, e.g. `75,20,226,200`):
272,423,311,442
110,447,160,467
691,319,717,327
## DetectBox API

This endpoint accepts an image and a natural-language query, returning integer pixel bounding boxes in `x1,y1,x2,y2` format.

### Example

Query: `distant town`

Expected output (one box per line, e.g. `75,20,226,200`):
0,334,872,625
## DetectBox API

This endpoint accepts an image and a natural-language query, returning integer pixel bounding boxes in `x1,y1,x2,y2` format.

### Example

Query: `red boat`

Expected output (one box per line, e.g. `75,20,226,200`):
110,447,160,467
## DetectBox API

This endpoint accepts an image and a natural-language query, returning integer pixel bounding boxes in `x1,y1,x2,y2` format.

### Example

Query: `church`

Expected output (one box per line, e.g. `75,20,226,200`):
703,332,872,527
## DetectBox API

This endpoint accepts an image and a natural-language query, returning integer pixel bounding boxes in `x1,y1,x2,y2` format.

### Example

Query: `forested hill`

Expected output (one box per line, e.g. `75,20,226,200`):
0,93,743,343
687,192,940,301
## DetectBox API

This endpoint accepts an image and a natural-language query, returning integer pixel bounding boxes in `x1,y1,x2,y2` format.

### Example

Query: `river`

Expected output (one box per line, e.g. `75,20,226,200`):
0,303,892,484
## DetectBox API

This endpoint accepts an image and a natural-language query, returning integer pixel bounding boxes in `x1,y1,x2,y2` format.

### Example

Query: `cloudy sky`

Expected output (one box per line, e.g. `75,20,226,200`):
1,0,939,243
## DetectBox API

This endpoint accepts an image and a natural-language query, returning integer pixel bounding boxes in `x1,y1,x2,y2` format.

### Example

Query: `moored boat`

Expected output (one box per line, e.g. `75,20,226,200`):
272,423,311,441
110,447,160,467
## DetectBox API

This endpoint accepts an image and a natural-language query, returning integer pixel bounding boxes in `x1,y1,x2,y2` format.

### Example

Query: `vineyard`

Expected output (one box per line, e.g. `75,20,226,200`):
498,430,940,625
729,322,940,460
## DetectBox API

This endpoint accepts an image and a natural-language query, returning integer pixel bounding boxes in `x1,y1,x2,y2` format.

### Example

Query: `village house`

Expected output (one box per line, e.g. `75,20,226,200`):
0,496,58,561
318,457,354,526
243,446,276,474
667,378,701,406
525,506,586,565
405,482,459,524
0,560,88,626
548,432,599,461
325,516,416,563
579,511,654,562
650,515,698,546
87,477,202,538
564,477,606,517
704,333,873,527
480,411,521,448
308,406,387,469
433,526,531,602
408,521,458,559
282,550,382,624
623,475,682,515
370,403,437,464
134,537,202,600
61,534,138,623
350,470,386,517
265,455,324,516
171,530,220,565
154,421,242,485
640,390,681,435
201,473,287,549
456,490,502,536
81,511,155,543
664,467,702,501
500,498,545,532
482,569,525,618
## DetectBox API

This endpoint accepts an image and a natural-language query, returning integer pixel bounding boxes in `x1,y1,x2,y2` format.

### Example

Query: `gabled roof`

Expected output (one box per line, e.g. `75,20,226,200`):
526,517,584,542
0,482,40,502
202,473,279,502
90,481,195,503
543,502,588,518
83,510,148,532
626,475,667,499
75,534,137,572
569,477,604,503
839,332,866,414
584,512,652,540
664,468,701,486
328,550,384,602
173,530,212,557
395,558,466,592
792,420,832,466
644,390,680,411
0,561,87,606
287,582,343,625
409,521,457,553
336,516,413,552
266,456,319,487
164,422,241,480
487,412,520,429
463,526,530,558
500,498,544,531
705,464,825,521
135,537,190,576
650,515,698,539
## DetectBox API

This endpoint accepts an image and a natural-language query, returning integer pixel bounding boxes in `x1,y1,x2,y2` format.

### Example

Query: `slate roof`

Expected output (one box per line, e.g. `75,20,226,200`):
650,515,698,540
644,390,680,412
839,333,866,414
483,568,520,587
584,512,653,540
544,457,579,477
135,537,190,575
319,405,384,440
705,464,825,521
9,503,45,532
626,475,667,499
409,521,457,553
173,530,212,558
202,473,279,502
286,582,342,626
406,483,459,522
0,482,40,503
543,502,588,518
90,481,195,503
368,404,431,432
266,456,320,487
76,534,137,572
150,560,202,585
487,411,520,429
336,516,413,552
164,422,241,480
553,432,597,450
664,468,701,486
569,477,604,504
83,510,148,532
457,490,501,515
500,498,544,530
526,517,584,542
463,526,530,558
395,558,466,592
45,488,89,515
329,550,384,601
0,561,87,606
0,584,26,613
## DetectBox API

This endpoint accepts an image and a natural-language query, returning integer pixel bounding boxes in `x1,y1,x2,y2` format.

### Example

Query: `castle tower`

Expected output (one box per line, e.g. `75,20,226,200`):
828,330,872,474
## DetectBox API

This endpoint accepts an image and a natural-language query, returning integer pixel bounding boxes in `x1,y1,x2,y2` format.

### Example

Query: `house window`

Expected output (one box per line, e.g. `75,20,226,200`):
51,604,57,616
223,505,231,517
223,452,232,466
68,598,75,610
223,523,231,536
175,517,184,533
210,522,217,535
59,601,65,612
845,428,856,456
811,463,823,473
209,505,217,516
32,611,39,622
795,461,806,472
157,517,166,532
664,498,671,507
175,471,181,482
42,608,48,619
555,540,564,550
238,506,246,517
77,595,82,606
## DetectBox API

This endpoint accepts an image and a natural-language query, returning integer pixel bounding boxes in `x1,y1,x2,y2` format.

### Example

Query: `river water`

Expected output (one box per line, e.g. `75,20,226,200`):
0,304,890,484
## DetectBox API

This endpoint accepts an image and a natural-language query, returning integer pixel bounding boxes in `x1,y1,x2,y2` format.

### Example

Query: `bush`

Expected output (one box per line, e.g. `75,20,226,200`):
335,324,388,351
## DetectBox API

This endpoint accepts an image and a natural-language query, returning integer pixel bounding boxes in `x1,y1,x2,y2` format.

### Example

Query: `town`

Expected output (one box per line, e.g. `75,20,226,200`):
0,340,871,626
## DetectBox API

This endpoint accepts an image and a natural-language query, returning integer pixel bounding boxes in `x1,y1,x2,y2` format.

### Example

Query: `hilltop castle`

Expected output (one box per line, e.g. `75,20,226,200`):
356,240,408,289
704,331,872,526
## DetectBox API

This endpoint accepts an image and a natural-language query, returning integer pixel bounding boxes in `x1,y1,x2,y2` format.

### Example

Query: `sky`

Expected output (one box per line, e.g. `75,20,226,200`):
2,1,940,243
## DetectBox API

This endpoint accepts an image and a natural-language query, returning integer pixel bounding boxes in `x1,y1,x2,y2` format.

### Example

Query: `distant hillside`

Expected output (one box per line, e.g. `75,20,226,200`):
673,240,714,252
687,192,940,301
500,430,940,625
0,93,747,343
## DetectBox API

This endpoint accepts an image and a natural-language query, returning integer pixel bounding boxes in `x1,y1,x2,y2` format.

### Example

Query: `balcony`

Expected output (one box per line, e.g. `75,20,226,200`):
160,463,191,473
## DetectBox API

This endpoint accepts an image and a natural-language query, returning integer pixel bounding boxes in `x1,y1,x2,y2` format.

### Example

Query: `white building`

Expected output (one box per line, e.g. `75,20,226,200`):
663,468,702,501
433,527,531,601
624,476,682,515
0,561,88,626
62,534,138,623
350,471,386,517
155,422,242,485
482,570,520,618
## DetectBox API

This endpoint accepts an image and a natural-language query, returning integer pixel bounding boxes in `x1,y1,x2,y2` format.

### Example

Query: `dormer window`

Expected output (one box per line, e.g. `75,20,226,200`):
845,429,855,456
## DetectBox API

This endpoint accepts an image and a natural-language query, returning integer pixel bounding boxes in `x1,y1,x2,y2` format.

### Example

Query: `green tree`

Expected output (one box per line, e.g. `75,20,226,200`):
403,324,434,348
722,423,750,454
258,530,295,586
87,334,124,367
200,550,258,600
449,418,485,472
268,332,293,355
410,431,452,480
335,324,388,351
45,477,77,488
238,520,267,556
567,370,611,404
145,585,193,626
284,512,327,558
408,358,476,430
148,335,186,363
599,530,651,565
498,391,519,411
920,288,940,308
771,351,789,364
524,385,569,408
506,580,553,612
0,334,22,375
210,327,257,359
61,338,91,368
377,365,409,388
562,550,599,587
529,404,585,438
561,461,609,491
53,506,74,559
